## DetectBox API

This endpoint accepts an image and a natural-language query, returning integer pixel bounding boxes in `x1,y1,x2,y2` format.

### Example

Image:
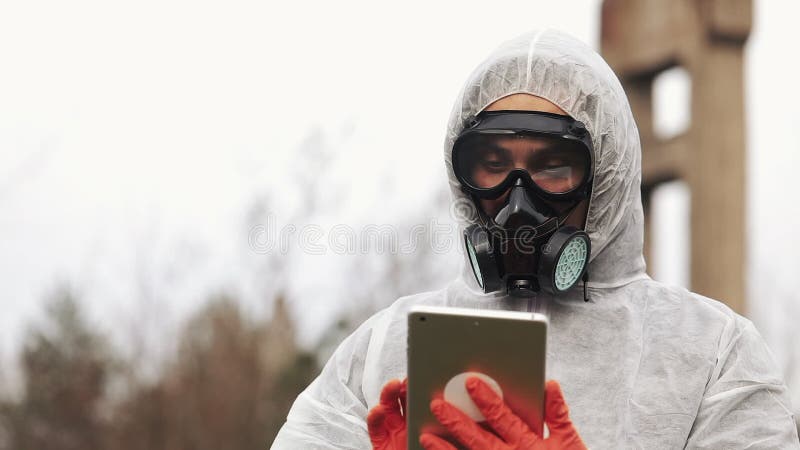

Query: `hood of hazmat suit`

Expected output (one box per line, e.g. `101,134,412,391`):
273,29,799,449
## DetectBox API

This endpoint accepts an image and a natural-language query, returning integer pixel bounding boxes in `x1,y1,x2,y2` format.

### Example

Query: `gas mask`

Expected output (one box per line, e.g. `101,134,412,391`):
452,110,594,297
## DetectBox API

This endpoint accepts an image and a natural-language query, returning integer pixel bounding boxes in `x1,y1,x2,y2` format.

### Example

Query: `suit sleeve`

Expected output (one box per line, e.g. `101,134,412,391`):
271,318,377,450
685,316,799,449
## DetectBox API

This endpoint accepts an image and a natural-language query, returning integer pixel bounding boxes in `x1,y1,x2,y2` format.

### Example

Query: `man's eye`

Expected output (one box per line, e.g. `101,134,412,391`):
538,165,572,177
481,159,507,171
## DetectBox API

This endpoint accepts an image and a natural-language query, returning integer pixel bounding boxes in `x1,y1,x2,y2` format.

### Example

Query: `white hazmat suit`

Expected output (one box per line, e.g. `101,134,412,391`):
273,29,799,449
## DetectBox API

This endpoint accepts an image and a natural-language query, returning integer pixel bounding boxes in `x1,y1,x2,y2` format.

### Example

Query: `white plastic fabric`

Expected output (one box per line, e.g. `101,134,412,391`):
272,30,799,449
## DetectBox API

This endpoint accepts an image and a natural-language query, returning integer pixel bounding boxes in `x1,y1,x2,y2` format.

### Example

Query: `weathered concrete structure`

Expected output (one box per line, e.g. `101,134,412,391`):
601,0,752,314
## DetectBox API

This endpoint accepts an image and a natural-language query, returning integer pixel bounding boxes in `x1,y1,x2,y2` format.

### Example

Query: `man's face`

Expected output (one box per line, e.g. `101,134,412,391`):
466,134,588,195
476,94,590,228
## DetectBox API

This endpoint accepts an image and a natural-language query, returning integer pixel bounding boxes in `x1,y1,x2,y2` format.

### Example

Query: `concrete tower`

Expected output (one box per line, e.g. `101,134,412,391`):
601,0,752,314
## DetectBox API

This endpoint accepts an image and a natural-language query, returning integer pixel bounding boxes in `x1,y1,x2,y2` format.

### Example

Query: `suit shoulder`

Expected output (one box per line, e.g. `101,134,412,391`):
631,278,743,325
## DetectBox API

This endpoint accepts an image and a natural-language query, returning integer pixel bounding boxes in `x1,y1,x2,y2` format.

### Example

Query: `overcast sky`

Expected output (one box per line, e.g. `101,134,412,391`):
1,0,799,403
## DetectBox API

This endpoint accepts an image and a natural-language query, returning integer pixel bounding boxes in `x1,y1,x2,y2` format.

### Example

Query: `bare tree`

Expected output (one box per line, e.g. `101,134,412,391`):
104,295,317,450
0,288,112,450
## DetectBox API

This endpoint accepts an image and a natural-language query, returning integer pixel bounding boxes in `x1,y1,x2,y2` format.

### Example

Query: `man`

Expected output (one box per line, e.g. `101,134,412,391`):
272,29,799,449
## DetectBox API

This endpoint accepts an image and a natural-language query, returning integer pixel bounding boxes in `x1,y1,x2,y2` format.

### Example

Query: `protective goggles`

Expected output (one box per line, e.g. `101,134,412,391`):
452,110,594,200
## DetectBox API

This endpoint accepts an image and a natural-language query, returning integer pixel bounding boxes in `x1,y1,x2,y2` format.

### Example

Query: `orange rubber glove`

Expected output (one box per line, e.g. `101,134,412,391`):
367,378,408,450
419,377,587,450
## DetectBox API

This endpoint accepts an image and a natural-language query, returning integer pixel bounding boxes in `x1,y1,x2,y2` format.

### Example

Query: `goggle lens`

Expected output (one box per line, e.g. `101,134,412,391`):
455,134,589,195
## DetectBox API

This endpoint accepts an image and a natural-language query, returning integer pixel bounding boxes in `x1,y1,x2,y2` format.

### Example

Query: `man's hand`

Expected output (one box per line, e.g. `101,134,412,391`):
419,377,587,450
368,378,408,450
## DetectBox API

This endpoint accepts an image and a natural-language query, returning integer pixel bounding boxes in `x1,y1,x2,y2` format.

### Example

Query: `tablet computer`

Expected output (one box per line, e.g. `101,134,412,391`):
407,306,547,450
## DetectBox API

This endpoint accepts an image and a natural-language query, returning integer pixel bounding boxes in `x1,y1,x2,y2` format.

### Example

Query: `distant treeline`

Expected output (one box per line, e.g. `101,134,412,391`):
0,289,318,450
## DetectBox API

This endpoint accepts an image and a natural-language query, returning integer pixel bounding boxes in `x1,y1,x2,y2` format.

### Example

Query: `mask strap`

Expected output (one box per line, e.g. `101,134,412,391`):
556,197,586,227
583,271,590,302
